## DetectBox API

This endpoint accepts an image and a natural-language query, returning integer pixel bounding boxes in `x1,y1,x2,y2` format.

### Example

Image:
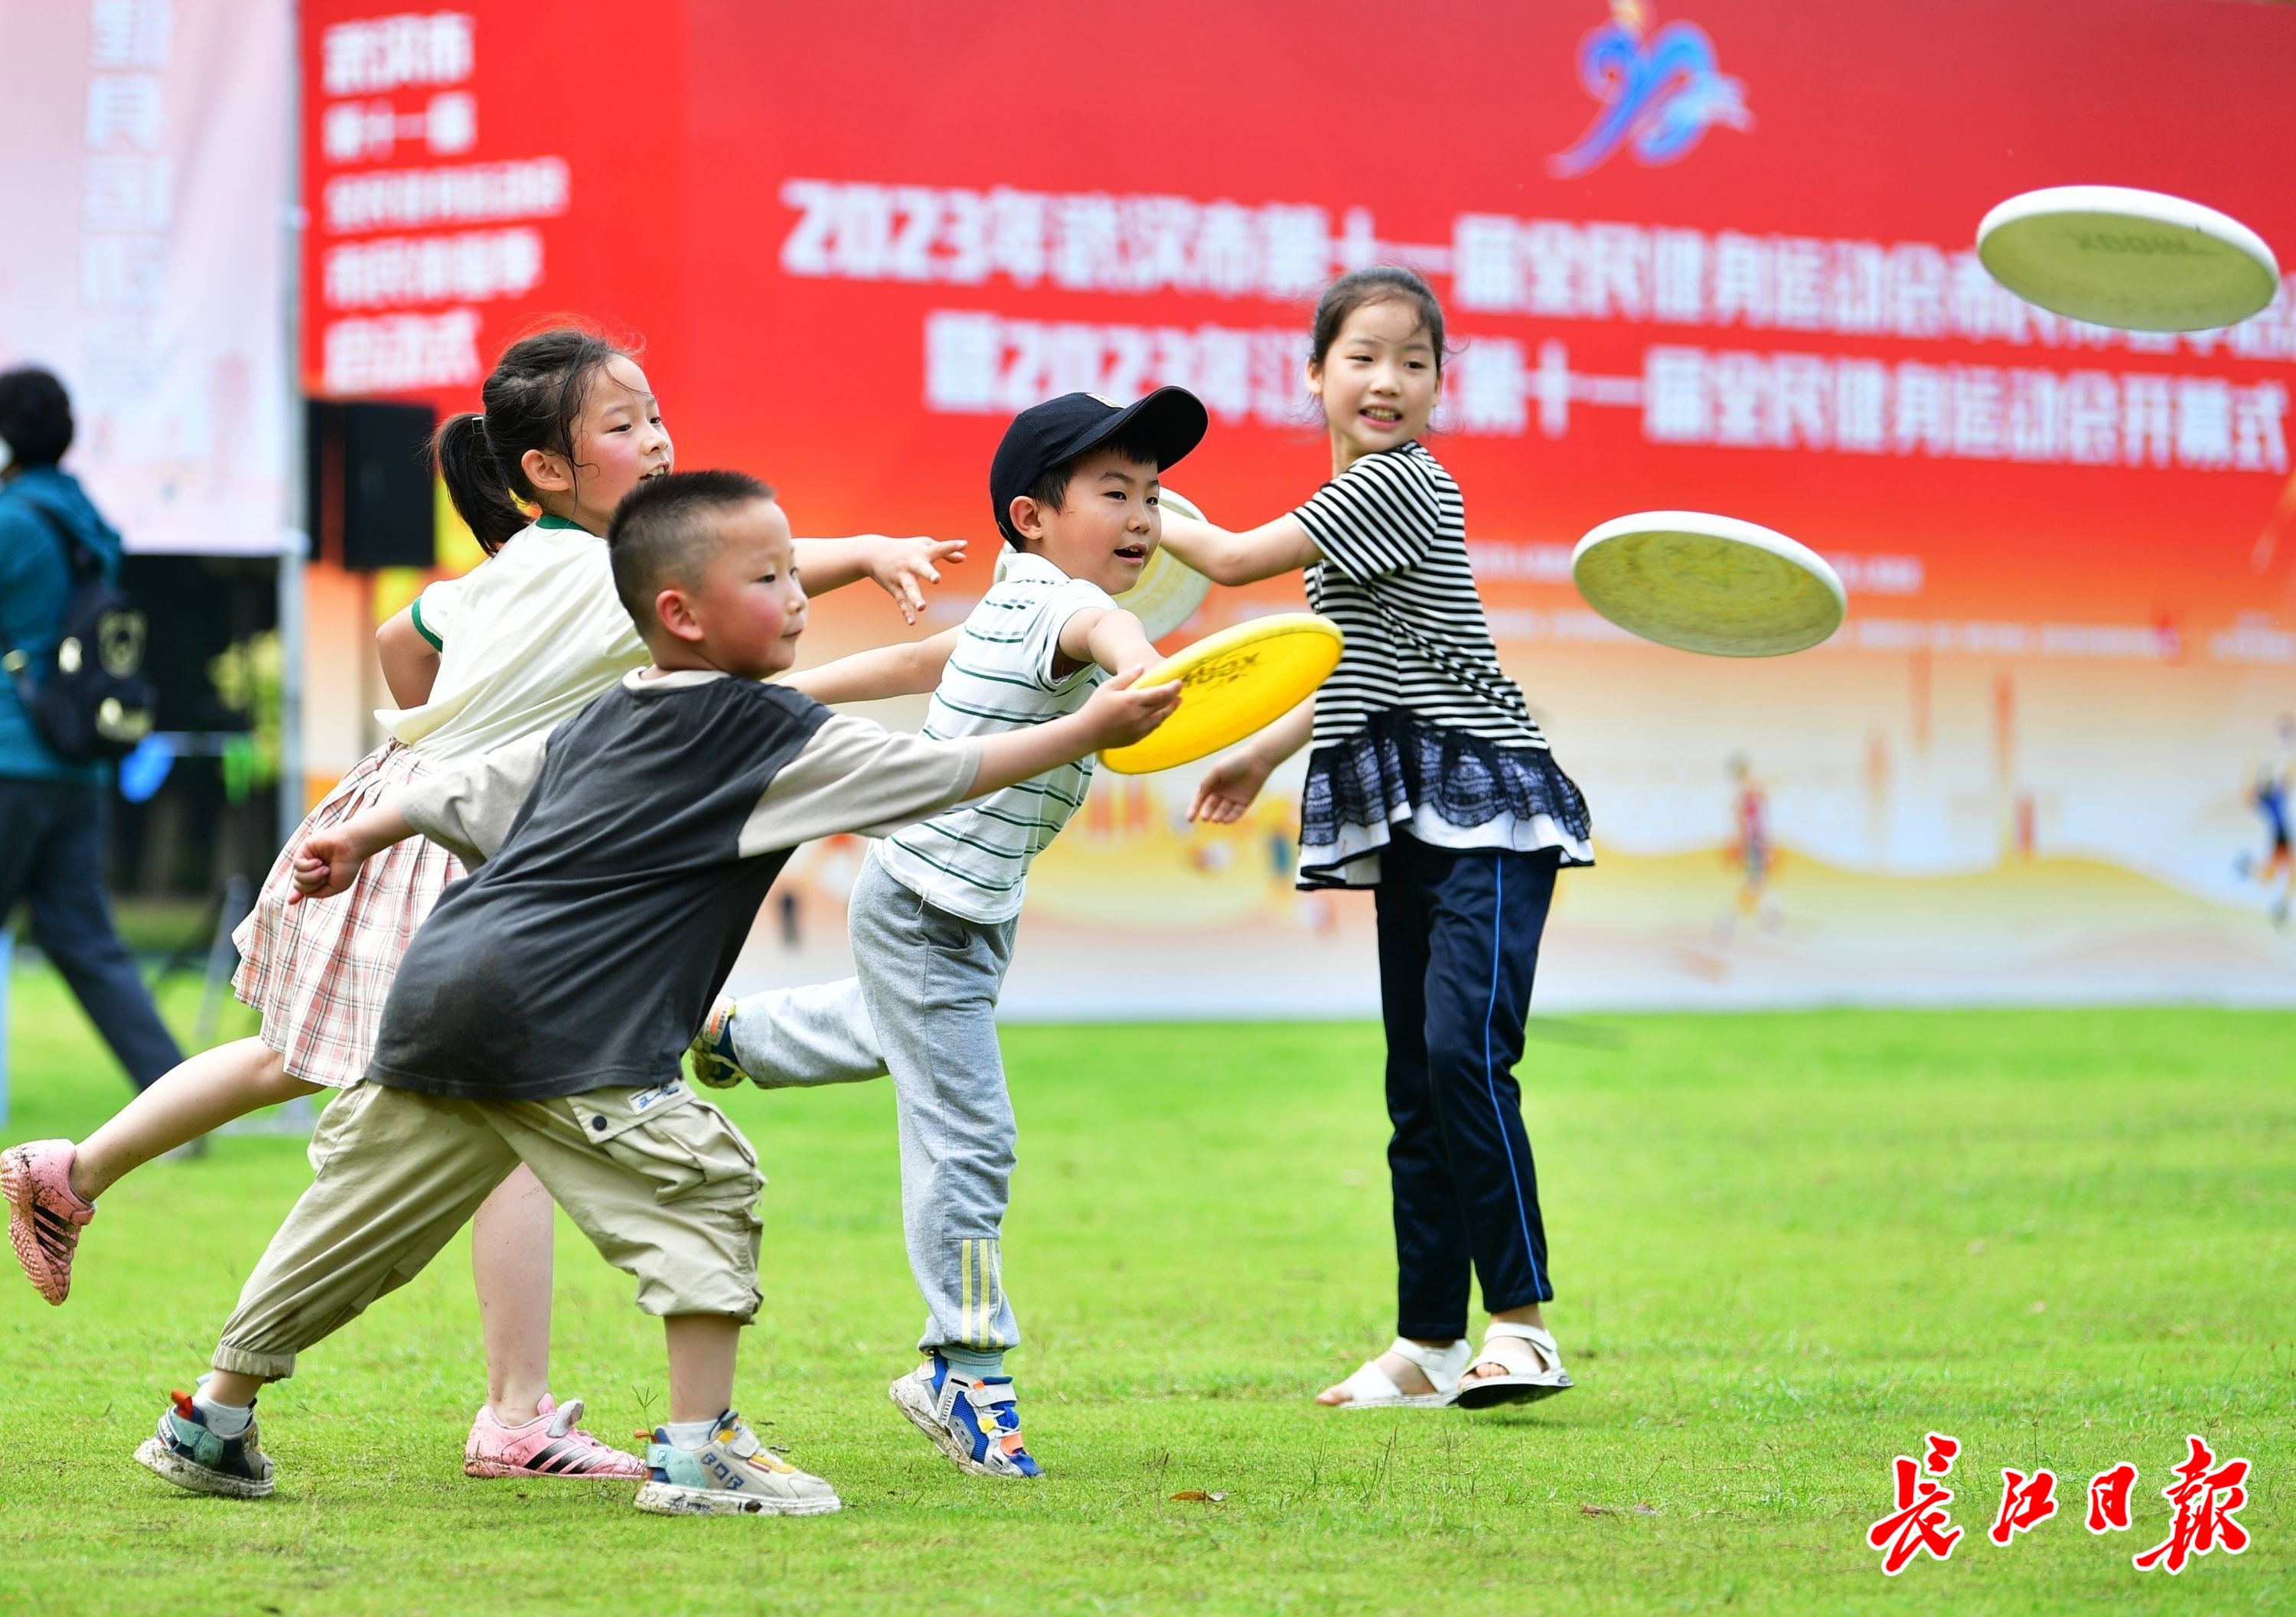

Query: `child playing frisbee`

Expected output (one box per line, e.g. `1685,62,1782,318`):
5,328,958,1481
130,470,1179,1515
1159,267,1593,1410
687,387,1209,1477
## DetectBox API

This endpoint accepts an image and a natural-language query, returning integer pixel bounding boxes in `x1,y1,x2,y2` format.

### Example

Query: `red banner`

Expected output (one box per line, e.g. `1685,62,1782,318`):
301,1,2296,1008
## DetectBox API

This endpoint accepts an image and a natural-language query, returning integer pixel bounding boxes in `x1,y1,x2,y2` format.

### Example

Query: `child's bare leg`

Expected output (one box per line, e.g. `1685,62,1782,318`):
472,1165,555,1425
73,1039,318,1201
664,1314,740,1423
203,1369,266,1406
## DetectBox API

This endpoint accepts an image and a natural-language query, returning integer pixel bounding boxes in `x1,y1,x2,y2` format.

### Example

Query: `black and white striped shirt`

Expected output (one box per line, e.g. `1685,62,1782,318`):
1295,440,1548,753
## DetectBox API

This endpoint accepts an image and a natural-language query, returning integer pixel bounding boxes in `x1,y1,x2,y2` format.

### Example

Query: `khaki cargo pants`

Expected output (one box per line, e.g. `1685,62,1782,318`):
213,1077,762,1381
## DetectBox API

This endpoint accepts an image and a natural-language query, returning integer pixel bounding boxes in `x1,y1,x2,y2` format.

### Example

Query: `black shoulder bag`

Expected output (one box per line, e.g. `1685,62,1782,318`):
0,502,157,761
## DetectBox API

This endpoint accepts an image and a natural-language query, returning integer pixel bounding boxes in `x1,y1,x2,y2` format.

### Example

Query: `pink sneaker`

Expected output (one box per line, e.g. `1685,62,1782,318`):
2,1140,96,1306
464,1394,646,1480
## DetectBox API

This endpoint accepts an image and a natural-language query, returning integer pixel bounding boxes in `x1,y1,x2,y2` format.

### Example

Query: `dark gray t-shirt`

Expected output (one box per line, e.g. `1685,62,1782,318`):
367,670,980,1101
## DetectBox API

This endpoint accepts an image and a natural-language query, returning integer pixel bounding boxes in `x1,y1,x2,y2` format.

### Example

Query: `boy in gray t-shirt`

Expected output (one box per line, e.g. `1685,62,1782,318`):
690,390,1208,1480
129,471,1176,1521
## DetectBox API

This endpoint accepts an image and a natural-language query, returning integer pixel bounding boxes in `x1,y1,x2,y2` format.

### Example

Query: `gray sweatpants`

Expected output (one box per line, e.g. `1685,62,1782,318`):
730,852,1019,1355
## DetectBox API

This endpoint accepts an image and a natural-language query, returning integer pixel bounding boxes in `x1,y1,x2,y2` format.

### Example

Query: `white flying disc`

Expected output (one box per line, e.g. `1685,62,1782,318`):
1571,512,1844,657
987,488,1213,641
1114,487,1213,638
1977,186,2279,332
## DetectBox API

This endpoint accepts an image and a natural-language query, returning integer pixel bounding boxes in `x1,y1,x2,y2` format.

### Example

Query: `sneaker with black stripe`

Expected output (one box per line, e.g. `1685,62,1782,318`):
464,1394,647,1479
2,1139,96,1305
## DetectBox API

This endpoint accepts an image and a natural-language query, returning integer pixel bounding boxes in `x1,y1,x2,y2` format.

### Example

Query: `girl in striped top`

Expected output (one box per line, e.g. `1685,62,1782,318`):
1156,266,1592,1412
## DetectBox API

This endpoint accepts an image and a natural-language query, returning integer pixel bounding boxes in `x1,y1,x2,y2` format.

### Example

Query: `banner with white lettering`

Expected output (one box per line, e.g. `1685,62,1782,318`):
302,0,2296,1008
0,1,292,554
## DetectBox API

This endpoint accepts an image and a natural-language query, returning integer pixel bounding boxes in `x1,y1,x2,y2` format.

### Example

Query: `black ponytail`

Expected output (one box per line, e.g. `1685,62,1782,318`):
433,324,631,556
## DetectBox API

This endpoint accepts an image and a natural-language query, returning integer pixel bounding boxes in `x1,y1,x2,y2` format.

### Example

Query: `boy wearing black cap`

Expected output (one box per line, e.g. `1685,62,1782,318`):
694,388,1209,1480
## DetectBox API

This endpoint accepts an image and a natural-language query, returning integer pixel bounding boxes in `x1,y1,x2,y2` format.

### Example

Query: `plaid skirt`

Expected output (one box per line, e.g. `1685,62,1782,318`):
231,741,466,1088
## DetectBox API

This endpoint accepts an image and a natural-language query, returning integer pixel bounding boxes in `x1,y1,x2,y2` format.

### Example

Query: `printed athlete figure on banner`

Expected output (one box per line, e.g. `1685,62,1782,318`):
1714,751,1780,941
125,470,1179,1516
1158,266,1592,1410
2234,716,2293,925
688,387,1214,1479
3,328,962,1483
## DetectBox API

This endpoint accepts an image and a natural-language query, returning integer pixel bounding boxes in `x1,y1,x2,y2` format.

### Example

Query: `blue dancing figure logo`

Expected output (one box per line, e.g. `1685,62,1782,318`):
1549,1,1751,178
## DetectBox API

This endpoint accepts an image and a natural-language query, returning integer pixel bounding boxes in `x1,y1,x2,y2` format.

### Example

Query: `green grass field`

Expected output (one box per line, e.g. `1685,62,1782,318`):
1,966,2288,1615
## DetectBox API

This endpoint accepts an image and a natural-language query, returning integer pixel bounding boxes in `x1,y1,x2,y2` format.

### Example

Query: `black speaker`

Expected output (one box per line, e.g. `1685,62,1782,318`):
306,399,438,570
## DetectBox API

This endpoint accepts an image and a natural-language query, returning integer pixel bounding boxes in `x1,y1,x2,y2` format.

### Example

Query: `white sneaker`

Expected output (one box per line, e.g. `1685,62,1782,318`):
633,1410,841,1517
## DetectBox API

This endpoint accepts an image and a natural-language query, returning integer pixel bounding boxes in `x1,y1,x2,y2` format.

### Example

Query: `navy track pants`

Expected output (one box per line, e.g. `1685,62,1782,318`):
1372,833,1561,1339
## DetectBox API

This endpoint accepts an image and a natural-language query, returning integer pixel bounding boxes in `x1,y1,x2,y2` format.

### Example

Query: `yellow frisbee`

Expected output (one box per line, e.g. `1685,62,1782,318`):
1097,613,1343,775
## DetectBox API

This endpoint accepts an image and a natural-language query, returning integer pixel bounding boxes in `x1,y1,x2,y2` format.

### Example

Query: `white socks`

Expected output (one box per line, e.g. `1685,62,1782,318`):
194,1393,253,1436
662,1418,717,1451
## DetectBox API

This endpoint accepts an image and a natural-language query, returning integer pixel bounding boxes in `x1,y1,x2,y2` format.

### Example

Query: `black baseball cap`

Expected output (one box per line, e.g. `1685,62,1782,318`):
988,387,1208,546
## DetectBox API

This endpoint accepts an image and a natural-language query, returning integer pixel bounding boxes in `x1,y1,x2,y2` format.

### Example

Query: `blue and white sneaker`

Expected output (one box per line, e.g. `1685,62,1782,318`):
686,998,748,1090
135,1383,275,1498
633,1409,840,1517
889,1354,1042,1478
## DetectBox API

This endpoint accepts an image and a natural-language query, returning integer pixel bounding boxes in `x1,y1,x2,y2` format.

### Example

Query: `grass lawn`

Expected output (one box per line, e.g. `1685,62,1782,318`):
1,966,2288,1614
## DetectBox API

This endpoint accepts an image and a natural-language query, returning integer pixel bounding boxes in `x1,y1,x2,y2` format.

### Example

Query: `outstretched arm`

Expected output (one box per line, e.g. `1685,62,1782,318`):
967,667,1180,794
735,670,1183,853
1056,605,1160,679
289,801,416,904
784,628,960,706
1189,698,1314,824
291,730,551,899
792,534,968,624
1156,510,1320,588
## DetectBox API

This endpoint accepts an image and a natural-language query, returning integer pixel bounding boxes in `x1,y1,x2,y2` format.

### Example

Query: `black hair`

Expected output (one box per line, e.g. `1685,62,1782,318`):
1308,266,1452,376
1017,419,1165,546
0,367,75,468
605,468,777,632
434,325,631,555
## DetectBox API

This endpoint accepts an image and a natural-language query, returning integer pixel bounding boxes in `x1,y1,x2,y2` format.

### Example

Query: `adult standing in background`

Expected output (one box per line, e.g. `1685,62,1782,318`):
0,367,183,1090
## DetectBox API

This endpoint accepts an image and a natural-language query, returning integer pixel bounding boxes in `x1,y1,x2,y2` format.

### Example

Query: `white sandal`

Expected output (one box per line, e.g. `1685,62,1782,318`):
1324,1337,1472,1410
1453,1321,1574,1410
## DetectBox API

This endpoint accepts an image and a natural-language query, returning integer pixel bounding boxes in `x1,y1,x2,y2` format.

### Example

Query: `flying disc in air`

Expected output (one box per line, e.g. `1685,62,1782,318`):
1097,613,1342,774
1571,512,1844,657
987,488,1212,641
1976,186,2279,332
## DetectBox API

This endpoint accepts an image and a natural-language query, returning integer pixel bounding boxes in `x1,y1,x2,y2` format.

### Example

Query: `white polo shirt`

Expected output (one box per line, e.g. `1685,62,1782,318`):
381,515,649,763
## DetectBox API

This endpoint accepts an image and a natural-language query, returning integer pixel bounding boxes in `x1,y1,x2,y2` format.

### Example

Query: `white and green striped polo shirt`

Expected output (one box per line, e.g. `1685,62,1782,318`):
875,551,1116,923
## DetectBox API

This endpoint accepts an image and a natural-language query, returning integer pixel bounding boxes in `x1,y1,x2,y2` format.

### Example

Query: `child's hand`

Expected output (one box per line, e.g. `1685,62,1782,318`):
1189,751,1275,823
288,826,367,905
864,536,967,624
1080,665,1182,750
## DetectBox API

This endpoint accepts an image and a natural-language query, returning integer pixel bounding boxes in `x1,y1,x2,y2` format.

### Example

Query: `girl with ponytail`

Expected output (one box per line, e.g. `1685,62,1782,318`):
6,326,964,1479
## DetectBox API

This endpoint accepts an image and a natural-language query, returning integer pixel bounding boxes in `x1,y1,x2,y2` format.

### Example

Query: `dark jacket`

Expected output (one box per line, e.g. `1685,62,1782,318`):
0,467,126,784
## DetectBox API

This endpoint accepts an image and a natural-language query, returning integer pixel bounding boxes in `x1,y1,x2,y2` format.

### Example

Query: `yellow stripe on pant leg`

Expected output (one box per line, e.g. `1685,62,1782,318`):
985,1240,1000,1348
960,1238,974,1351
